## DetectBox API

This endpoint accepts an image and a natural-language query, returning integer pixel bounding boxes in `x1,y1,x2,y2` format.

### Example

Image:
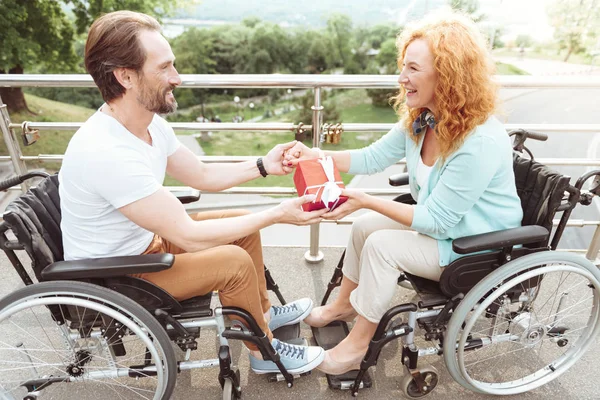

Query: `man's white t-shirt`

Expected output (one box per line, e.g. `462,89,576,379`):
59,110,181,260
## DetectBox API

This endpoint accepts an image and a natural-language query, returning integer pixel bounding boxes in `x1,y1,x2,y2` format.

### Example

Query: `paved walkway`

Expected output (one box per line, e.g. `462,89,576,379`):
495,56,600,76
176,134,205,155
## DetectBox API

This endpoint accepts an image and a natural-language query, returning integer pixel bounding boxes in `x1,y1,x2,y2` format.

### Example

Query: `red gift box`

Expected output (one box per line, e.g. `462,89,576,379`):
293,157,348,211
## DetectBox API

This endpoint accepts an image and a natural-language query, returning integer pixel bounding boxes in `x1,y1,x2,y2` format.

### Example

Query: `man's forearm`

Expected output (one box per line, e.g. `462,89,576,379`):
176,207,280,252
194,160,261,191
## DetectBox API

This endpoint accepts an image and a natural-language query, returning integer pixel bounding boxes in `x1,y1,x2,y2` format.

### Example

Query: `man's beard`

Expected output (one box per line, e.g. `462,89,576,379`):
137,81,178,114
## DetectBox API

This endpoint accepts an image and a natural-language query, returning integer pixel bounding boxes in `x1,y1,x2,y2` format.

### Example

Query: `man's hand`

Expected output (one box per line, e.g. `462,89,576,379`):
283,142,320,166
263,140,298,176
274,195,328,225
322,189,370,220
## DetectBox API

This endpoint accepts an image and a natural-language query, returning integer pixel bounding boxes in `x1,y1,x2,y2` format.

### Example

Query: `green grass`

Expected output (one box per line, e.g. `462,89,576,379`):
196,129,386,187
0,94,95,171
493,48,593,65
496,62,528,75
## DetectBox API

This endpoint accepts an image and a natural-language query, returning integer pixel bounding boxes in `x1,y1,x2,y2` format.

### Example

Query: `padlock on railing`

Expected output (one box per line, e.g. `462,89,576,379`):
294,122,306,142
21,122,40,146
332,123,343,145
321,123,331,144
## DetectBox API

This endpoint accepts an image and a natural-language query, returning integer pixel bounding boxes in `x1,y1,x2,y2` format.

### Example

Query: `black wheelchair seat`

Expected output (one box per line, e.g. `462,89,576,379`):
2,174,214,318
403,152,574,300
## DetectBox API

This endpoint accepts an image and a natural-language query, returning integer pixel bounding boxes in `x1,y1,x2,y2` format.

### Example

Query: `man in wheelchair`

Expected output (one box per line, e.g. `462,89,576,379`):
60,10,326,375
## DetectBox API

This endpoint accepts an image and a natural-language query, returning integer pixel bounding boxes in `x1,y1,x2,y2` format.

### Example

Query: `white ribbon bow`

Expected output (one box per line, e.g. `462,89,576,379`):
317,156,343,209
301,156,343,211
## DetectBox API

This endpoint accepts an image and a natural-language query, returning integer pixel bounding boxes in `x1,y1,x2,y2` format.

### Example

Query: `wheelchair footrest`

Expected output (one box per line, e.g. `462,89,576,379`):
272,322,301,343
311,320,349,350
326,370,372,390
311,321,372,390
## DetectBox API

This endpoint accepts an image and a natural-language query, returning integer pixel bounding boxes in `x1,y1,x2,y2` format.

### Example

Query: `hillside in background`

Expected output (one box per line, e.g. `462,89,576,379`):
174,0,448,27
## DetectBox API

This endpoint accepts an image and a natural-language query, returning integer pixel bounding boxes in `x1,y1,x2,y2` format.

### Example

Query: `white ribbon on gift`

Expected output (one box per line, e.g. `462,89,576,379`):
302,156,343,211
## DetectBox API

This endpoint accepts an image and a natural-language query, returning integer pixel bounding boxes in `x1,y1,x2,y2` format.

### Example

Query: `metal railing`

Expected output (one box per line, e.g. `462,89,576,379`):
1,73,600,262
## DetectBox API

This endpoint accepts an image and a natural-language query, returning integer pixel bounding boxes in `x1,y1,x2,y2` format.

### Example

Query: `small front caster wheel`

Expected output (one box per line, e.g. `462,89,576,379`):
557,338,569,347
400,366,438,398
222,369,241,400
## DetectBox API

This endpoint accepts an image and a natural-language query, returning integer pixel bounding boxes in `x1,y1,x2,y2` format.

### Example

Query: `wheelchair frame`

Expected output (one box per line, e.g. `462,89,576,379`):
312,131,600,397
1,130,599,399
0,176,305,400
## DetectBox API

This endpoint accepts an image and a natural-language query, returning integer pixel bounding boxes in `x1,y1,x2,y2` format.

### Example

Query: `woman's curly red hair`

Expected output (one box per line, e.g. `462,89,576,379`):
392,11,498,160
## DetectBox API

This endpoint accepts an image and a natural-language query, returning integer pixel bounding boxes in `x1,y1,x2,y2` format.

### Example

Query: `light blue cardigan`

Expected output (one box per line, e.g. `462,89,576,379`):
348,116,523,266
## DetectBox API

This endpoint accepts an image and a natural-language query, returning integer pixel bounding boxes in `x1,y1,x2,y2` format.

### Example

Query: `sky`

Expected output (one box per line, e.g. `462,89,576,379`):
479,0,555,41
164,0,557,42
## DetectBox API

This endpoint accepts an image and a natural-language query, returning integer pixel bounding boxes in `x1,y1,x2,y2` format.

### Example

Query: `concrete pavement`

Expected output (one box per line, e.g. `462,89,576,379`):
1,246,599,400
495,56,600,76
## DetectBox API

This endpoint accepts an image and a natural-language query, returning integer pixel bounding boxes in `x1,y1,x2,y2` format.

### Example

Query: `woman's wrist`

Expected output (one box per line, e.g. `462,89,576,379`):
312,147,325,158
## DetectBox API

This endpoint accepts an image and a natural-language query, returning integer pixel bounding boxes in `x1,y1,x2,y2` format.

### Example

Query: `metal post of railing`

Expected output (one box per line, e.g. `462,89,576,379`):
0,95,29,192
305,87,325,263
586,225,600,263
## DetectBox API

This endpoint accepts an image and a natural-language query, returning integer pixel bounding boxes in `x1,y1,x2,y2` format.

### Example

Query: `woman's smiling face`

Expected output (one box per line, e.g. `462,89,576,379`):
398,38,438,115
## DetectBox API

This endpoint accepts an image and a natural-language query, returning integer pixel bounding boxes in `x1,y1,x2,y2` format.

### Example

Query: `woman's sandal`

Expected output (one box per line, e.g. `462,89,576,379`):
303,306,357,328
317,349,362,375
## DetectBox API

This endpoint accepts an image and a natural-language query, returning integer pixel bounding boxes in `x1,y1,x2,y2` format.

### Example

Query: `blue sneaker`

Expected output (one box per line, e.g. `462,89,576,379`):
250,338,325,374
268,298,313,332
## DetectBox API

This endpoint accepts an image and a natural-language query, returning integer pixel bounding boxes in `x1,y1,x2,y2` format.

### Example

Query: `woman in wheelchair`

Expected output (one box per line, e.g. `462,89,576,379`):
287,12,523,374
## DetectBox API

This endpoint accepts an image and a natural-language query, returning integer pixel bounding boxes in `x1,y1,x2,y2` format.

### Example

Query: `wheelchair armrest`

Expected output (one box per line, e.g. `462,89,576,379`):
41,253,175,280
389,173,409,187
171,188,201,204
452,225,549,255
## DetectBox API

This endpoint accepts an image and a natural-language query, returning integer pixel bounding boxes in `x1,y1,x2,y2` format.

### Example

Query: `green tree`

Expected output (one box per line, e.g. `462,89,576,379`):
547,0,600,62
69,0,183,35
449,0,486,23
170,27,217,115
207,24,253,75
241,16,262,29
489,26,505,49
326,14,353,68
366,37,399,106
285,29,311,73
515,34,533,49
376,38,399,74
246,23,291,74
0,0,182,113
0,0,76,112
306,37,330,73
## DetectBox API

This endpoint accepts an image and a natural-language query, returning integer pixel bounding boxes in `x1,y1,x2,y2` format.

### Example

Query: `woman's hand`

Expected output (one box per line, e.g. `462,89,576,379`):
263,140,297,175
322,188,370,220
283,142,320,166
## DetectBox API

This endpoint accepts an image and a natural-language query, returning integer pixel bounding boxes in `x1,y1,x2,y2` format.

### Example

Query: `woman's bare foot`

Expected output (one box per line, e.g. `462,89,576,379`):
303,304,357,328
317,339,366,375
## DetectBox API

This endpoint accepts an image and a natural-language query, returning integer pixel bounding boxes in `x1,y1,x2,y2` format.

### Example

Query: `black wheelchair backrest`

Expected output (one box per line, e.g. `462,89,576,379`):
513,153,571,234
3,174,63,281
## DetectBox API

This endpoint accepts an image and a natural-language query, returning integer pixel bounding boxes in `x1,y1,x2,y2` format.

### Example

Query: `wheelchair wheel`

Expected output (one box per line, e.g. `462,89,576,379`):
222,379,235,400
222,369,241,400
0,281,177,400
443,252,600,395
400,366,438,398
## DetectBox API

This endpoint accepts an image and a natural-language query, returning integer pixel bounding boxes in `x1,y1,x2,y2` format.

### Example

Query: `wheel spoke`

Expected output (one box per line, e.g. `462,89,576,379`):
444,256,600,396
0,283,176,400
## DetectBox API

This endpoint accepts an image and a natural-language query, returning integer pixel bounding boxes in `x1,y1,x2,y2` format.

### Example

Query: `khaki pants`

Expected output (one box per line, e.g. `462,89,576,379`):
136,209,272,350
343,212,442,323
